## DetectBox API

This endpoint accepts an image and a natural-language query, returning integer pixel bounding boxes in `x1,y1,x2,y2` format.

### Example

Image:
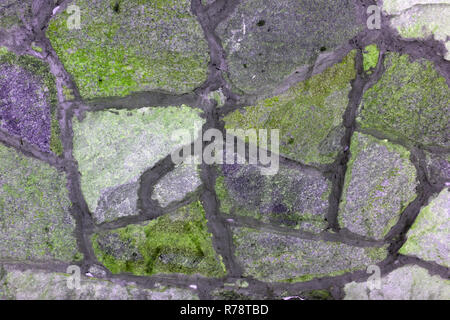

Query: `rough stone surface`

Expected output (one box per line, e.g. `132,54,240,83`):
400,189,450,267
92,201,226,278
380,0,450,60
216,162,331,233
0,268,198,300
0,144,80,262
344,265,450,300
73,106,204,223
152,156,202,208
232,226,387,282
358,52,450,148
0,47,62,154
339,132,418,240
47,0,209,99
224,52,355,165
216,0,363,96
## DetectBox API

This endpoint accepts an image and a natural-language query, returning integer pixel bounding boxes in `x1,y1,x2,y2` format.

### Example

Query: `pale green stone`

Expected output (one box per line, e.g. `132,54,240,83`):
344,265,450,300
400,189,450,267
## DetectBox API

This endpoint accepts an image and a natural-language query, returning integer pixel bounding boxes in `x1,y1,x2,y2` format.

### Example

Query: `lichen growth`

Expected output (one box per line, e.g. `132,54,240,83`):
363,44,380,72
0,144,80,262
358,52,450,148
224,51,356,165
46,0,209,99
93,201,226,277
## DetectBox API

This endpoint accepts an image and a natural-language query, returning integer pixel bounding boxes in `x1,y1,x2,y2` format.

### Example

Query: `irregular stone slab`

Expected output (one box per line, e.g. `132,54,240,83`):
224,51,356,165
72,106,204,223
339,132,417,240
216,162,331,233
358,53,450,148
151,156,202,208
0,0,31,30
0,268,198,300
399,189,450,267
216,0,363,96
363,44,380,73
92,201,226,278
380,0,450,60
47,0,209,99
231,226,387,282
344,265,450,300
0,47,62,154
0,144,80,262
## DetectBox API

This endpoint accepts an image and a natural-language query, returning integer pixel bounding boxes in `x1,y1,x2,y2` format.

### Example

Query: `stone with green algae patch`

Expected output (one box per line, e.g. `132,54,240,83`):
399,189,449,267
0,144,80,262
72,106,204,224
223,51,356,166
216,162,331,233
0,0,32,30
0,267,198,300
47,0,209,99
339,132,417,240
344,265,450,300
231,226,387,282
216,0,363,96
92,201,226,278
358,53,450,148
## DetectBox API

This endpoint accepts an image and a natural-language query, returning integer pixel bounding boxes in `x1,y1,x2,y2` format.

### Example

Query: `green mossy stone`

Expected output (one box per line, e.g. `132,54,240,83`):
47,0,209,99
358,52,450,148
363,44,380,72
216,0,363,96
224,51,356,166
231,226,387,282
72,106,204,223
0,268,198,300
399,189,450,267
339,132,418,240
344,265,450,300
92,201,226,277
0,144,80,262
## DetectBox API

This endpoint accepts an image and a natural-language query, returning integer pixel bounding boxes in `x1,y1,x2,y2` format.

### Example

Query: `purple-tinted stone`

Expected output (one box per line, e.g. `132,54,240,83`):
0,64,51,152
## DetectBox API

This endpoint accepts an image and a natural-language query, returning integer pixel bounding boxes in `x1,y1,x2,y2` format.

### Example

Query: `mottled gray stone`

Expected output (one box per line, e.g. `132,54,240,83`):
231,226,387,282
339,132,418,240
217,161,331,233
216,0,363,96
344,265,450,300
0,268,198,300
